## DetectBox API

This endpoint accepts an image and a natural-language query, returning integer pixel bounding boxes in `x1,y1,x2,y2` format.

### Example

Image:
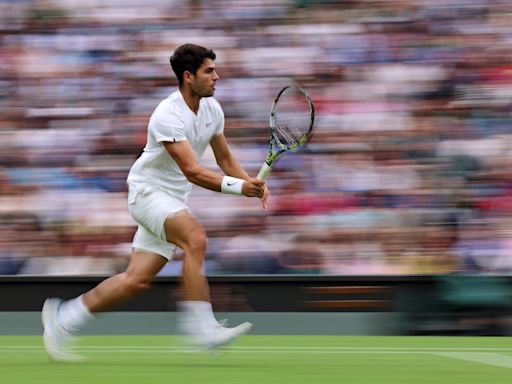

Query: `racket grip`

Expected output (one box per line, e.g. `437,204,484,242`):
257,162,272,181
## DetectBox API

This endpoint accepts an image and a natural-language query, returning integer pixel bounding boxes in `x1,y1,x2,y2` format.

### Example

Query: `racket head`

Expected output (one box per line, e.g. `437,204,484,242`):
270,85,315,152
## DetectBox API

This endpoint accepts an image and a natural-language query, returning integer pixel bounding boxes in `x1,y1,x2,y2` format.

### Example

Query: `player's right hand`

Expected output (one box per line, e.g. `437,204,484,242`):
242,178,266,199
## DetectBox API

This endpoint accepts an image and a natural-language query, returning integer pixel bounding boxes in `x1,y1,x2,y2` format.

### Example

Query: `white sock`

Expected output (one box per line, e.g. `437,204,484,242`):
179,301,218,327
57,295,95,334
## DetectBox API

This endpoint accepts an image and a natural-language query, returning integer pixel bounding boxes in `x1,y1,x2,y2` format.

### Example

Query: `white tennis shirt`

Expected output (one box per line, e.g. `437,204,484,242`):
127,90,224,202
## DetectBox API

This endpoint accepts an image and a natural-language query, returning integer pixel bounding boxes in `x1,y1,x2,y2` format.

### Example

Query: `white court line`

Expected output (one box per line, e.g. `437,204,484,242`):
435,352,512,369
0,347,429,355
2,346,512,368
2,346,512,370
1,346,512,353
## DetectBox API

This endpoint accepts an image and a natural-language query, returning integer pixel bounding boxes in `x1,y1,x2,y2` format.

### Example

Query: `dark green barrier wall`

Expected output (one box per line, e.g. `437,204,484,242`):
2,275,512,335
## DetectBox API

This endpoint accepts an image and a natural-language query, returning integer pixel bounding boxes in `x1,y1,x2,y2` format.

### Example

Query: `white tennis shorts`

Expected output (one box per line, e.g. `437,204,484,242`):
127,183,189,260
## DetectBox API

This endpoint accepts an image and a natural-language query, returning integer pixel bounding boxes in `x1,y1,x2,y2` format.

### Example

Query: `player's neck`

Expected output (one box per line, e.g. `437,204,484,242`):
180,88,201,115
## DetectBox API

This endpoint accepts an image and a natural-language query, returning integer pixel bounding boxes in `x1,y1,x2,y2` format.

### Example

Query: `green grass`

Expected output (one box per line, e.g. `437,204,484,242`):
1,335,512,383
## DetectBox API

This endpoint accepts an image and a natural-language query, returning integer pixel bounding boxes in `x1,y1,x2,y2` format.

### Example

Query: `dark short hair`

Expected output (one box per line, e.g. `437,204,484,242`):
170,44,216,87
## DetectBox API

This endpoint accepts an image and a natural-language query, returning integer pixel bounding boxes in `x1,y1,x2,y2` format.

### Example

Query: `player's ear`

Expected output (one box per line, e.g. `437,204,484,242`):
183,70,193,85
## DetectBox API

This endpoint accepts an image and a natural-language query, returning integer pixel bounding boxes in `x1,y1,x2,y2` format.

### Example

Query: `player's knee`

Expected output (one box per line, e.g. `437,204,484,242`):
185,230,208,256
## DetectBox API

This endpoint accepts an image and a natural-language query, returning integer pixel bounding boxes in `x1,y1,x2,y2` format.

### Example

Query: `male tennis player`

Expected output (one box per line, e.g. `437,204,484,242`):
42,43,269,362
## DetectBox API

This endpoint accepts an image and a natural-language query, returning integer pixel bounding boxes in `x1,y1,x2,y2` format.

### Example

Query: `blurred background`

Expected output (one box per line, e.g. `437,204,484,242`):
1,0,512,277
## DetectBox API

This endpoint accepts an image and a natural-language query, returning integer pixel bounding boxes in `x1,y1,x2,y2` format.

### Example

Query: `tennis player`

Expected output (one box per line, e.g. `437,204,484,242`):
42,43,269,362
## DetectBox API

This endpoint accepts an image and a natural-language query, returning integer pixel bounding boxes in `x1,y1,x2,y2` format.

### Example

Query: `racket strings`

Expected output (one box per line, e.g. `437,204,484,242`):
272,88,312,147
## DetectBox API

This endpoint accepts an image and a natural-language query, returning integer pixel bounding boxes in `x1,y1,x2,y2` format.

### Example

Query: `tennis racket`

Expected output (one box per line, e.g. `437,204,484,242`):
257,85,315,180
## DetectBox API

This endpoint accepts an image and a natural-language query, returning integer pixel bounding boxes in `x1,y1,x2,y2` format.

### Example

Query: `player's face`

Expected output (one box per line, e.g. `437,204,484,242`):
190,58,219,97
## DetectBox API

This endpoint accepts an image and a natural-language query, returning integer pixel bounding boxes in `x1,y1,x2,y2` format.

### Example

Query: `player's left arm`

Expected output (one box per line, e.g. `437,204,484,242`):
210,133,269,209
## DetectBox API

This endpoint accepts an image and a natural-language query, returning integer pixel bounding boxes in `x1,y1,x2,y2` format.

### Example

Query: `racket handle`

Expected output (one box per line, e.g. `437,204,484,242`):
257,162,272,181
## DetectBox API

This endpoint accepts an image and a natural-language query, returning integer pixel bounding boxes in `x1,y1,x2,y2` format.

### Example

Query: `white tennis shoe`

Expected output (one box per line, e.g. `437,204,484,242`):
180,317,253,350
42,298,84,362
203,321,253,350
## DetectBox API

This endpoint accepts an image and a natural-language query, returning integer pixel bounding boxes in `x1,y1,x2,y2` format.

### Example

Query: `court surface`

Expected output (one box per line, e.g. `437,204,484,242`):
1,335,512,384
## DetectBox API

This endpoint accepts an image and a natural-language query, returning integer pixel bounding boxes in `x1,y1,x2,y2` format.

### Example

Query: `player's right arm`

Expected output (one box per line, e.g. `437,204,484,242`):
164,140,264,198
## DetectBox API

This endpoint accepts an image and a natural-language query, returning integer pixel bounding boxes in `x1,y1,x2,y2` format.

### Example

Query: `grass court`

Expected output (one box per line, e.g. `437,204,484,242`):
1,335,512,383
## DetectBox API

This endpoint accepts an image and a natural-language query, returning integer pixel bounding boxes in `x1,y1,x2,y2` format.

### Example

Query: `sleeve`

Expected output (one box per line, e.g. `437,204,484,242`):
213,99,225,136
151,116,187,143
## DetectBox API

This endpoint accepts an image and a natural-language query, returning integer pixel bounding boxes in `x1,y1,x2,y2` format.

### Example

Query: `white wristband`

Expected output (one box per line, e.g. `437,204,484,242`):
221,176,244,195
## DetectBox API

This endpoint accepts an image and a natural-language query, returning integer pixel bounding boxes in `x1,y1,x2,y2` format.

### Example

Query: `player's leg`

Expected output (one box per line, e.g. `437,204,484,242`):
164,211,252,349
164,210,210,302
82,249,167,312
42,249,167,362
42,185,178,362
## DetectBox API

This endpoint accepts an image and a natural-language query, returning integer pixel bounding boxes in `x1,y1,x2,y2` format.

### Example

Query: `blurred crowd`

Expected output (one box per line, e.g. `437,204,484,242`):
1,0,512,275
